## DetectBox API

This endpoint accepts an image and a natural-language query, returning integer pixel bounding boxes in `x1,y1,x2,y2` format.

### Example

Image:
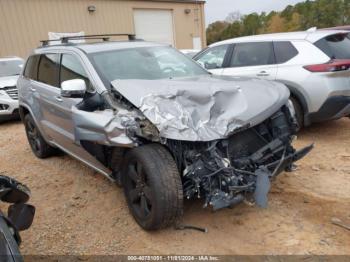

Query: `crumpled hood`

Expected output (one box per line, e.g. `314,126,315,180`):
0,76,18,89
111,75,290,141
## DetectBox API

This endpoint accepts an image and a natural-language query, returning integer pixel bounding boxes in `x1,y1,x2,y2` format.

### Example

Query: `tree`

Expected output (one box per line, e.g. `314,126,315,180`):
266,14,285,33
241,13,261,35
206,0,350,45
206,21,230,45
222,21,242,39
285,12,301,31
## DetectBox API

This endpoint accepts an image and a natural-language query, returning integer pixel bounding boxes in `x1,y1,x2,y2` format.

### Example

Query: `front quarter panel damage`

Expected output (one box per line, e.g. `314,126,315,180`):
71,107,138,148
111,76,290,141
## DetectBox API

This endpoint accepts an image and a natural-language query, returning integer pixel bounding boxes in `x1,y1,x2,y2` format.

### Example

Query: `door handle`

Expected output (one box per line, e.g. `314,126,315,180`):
257,71,270,77
55,96,63,102
29,86,36,92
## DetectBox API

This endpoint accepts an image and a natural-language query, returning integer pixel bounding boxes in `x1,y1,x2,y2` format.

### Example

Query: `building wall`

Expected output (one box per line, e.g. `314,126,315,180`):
0,0,206,58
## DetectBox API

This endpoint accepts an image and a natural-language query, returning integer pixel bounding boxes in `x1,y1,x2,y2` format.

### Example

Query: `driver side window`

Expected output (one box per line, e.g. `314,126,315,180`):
60,54,93,92
196,45,229,70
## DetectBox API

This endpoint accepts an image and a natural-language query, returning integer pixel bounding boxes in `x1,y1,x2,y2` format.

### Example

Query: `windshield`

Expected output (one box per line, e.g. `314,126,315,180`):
0,60,23,77
89,46,209,83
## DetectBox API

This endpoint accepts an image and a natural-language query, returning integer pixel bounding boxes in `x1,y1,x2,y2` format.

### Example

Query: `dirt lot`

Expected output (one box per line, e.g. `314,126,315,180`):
0,119,349,255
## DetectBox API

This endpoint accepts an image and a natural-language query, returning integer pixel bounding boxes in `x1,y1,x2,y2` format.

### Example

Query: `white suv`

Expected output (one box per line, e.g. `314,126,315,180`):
0,57,24,122
194,29,350,127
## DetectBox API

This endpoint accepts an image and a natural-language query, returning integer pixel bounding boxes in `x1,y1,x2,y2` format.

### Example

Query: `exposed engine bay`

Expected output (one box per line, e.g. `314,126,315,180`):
166,106,313,210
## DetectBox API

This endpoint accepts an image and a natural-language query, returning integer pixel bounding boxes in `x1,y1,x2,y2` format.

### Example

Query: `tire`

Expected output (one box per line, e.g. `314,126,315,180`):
290,96,304,129
24,114,57,158
122,144,183,230
110,148,126,187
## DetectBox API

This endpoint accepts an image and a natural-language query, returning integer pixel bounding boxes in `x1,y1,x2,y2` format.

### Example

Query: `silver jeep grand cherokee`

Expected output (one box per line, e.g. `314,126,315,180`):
17,34,312,230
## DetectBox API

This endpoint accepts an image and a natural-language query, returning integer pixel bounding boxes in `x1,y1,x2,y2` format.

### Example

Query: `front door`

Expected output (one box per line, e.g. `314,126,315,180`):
36,52,110,174
221,42,277,80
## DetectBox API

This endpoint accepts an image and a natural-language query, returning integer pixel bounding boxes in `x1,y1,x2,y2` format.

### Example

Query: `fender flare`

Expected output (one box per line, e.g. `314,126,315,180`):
18,103,52,142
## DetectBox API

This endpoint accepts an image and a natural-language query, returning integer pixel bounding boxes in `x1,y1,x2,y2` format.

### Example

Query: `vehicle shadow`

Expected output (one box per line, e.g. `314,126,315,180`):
297,118,349,140
0,117,21,124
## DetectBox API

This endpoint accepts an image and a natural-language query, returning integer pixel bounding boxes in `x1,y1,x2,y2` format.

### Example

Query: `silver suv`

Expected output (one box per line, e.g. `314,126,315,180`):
18,35,312,230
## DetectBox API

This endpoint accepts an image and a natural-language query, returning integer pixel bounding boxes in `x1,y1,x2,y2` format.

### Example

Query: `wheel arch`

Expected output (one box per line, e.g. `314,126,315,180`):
276,80,309,117
19,104,51,142
18,104,30,122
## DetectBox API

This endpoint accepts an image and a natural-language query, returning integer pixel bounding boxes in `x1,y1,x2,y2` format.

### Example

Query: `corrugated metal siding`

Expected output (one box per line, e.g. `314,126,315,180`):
0,0,206,58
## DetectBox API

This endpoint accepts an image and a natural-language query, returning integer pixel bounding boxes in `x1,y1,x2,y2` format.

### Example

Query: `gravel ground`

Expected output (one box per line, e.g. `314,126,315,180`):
0,119,349,255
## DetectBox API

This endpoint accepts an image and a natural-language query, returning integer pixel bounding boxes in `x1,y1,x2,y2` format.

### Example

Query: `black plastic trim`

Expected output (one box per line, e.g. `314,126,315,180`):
308,96,350,123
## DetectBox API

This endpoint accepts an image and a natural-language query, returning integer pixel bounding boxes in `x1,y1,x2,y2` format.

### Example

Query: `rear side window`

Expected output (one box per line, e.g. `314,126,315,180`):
273,42,298,64
230,42,274,67
60,54,91,91
315,33,350,59
38,54,60,87
24,55,40,80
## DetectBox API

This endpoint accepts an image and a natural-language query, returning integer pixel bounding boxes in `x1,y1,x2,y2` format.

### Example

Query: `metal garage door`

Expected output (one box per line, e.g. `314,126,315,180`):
133,9,175,46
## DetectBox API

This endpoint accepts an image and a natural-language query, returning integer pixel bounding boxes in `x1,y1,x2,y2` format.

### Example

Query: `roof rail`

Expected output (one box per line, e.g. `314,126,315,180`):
40,33,137,47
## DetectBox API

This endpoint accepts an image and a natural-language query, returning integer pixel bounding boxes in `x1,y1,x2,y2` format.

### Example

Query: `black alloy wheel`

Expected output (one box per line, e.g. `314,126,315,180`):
24,114,57,158
122,144,183,230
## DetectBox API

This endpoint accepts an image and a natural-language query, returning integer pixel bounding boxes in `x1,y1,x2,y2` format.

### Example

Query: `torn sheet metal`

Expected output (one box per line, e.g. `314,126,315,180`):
71,107,138,147
111,75,290,141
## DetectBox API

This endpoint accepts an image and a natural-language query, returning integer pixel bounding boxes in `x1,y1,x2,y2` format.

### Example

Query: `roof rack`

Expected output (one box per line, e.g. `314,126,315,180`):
40,33,137,47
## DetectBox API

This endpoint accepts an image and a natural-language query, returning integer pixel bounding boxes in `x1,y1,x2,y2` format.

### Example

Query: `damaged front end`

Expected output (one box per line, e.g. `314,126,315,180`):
72,76,312,211
166,106,313,210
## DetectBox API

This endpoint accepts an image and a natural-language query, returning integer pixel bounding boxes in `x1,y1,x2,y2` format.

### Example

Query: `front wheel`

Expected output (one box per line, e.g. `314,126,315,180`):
122,144,183,230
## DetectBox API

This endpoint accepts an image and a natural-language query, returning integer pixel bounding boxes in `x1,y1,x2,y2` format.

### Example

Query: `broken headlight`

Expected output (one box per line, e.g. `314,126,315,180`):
166,106,312,211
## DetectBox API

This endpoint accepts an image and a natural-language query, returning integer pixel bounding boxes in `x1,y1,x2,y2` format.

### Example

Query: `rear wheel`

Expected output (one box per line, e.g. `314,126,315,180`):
24,114,57,158
290,96,304,129
122,144,183,230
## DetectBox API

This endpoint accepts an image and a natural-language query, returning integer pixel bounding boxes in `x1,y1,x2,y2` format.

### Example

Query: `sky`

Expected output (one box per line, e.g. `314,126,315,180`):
204,0,305,25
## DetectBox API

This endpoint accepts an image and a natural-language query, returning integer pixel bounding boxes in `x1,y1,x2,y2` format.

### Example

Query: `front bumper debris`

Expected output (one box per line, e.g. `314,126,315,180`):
167,106,313,211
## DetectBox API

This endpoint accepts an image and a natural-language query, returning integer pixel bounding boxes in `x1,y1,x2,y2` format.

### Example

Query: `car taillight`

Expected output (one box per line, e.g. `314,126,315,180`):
303,59,350,72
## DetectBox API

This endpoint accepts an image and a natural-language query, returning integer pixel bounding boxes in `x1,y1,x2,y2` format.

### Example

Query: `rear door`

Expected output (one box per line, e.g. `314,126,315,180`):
34,53,62,140
221,42,277,80
21,55,41,119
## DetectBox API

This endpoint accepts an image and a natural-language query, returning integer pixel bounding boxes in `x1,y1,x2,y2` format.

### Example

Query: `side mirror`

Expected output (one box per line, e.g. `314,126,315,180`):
204,62,218,70
61,79,86,98
8,204,35,231
0,175,30,204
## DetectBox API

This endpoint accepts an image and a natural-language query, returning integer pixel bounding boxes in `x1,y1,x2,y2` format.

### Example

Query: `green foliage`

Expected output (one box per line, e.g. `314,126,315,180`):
206,0,350,45
206,21,230,45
